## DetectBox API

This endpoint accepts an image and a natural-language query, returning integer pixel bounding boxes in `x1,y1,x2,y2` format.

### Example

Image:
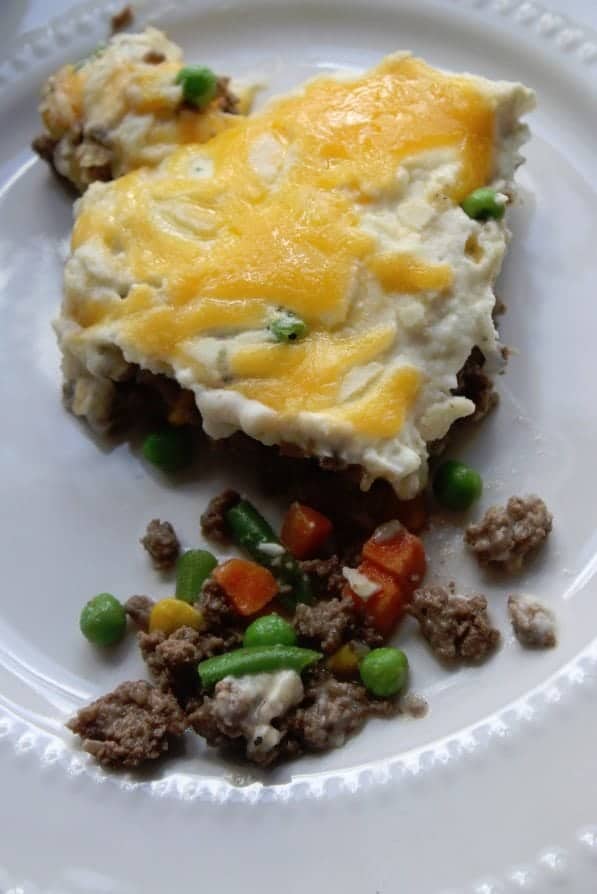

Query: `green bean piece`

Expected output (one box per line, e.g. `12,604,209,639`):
461,187,506,221
359,647,409,697
243,614,297,648
175,65,218,108
175,549,218,604
198,645,322,689
225,500,314,605
142,427,193,472
269,311,309,343
226,500,277,557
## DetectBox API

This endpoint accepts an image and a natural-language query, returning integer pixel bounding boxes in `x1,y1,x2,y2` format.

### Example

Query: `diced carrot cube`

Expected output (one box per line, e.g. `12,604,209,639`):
280,502,333,559
362,522,426,596
213,559,278,617
345,560,405,638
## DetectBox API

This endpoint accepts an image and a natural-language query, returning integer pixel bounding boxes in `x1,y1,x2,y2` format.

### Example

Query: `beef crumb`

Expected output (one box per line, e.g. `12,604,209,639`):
189,669,397,764
198,579,239,629
67,680,186,768
215,76,239,114
465,495,552,572
86,161,113,183
32,133,57,164
140,519,180,570
409,586,500,663
200,489,240,544
139,625,241,702
454,347,498,424
188,671,304,765
299,556,346,599
124,594,154,632
428,348,498,456
143,49,166,64
111,5,134,32
293,594,382,654
508,594,556,648
285,674,397,752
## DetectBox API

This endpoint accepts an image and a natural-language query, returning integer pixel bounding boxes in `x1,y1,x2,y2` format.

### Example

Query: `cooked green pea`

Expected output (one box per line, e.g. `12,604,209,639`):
461,187,506,221
269,311,308,343
142,427,193,472
198,645,321,689
176,549,218,604
433,459,483,511
80,593,127,646
359,647,409,697
243,614,297,648
175,65,218,108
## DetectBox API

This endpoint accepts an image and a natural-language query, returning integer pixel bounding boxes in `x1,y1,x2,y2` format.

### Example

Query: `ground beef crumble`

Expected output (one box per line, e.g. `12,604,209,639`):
140,519,180,570
284,673,397,752
67,681,186,768
110,5,134,32
124,595,154,632
508,594,556,648
139,625,242,702
197,579,239,628
409,586,500,663
200,489,240,544
298,556,346,599
189,669,397,764
454,347,499,424
428,348,498,456
293,594,382,654
465,495,552,572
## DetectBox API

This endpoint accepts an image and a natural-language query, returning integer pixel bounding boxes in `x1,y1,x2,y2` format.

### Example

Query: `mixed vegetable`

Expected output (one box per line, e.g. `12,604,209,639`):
268,309,309,343
433,460,482,512
461,186,507,221
78,444,488,761
225,499,314,605
78,492,433,701
80,593,127,646
198,645,322,689
142,427,193,472
175,548,218,603
175,65,219,108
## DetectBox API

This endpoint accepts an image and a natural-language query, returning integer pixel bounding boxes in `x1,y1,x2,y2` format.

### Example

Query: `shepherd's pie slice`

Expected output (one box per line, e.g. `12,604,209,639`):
56,53,535,497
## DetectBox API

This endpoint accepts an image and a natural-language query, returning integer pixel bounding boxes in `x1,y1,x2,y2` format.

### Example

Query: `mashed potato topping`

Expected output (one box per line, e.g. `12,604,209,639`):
57,53,534,497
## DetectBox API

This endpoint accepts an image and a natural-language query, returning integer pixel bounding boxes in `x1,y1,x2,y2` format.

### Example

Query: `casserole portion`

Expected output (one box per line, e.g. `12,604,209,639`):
57,53,534,497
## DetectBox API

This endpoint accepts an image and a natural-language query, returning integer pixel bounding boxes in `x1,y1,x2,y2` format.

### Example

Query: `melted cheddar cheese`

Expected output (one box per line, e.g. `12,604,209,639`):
60,53,535,495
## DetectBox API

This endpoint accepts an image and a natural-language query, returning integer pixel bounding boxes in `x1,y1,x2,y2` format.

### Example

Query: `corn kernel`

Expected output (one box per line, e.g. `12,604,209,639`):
326,641,370,677
149,598,204,635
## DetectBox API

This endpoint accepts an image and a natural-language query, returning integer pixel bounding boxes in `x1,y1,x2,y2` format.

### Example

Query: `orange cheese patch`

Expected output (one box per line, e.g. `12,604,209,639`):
71,54,497,440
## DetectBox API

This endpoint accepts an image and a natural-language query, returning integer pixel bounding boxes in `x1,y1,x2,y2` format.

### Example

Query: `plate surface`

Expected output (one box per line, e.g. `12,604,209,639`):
1,1,597,891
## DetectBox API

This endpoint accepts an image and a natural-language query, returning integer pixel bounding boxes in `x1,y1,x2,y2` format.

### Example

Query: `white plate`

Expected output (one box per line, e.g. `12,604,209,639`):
1,1,597,891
